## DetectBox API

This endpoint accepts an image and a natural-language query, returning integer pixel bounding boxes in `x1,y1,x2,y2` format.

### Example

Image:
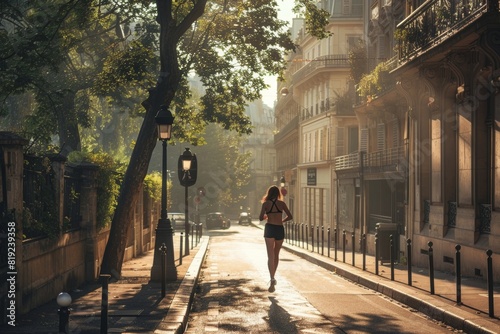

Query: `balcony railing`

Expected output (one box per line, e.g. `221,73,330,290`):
334,146,405,171
292,54,349,83
397,0,493,63
274,115,299,143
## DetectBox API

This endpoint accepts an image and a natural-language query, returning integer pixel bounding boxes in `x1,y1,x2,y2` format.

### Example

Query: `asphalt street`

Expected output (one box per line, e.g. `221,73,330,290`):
185,223,459,333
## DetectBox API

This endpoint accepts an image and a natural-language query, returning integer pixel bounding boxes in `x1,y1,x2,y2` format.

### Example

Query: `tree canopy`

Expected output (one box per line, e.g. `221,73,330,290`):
1,0,331,276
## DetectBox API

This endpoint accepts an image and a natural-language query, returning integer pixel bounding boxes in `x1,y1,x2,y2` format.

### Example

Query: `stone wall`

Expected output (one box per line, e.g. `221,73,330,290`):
0,132,159,319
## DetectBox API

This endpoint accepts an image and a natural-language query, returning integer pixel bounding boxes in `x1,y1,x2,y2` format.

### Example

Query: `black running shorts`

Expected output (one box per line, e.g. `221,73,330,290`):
264,223,285,241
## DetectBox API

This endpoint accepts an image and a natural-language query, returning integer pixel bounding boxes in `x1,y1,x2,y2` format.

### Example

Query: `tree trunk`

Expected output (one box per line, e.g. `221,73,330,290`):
100,82,173,278
101,0,206,278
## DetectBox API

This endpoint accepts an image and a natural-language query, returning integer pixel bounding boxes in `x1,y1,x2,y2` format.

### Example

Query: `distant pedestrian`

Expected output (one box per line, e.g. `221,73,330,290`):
258,185,293,292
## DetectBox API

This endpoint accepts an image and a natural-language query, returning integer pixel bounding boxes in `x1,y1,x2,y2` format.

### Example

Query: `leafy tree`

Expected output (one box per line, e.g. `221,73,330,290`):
172,124,251,215
2,0,330,276
0,0,157,154
101,0,301,276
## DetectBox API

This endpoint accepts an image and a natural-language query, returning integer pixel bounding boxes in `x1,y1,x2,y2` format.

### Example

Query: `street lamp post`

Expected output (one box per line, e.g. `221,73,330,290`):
178,148,197,256
151,105,177,282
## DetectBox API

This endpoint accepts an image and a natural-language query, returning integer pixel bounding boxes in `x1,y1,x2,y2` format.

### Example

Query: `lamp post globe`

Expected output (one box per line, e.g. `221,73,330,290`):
57,292,72,307
151,105,177,282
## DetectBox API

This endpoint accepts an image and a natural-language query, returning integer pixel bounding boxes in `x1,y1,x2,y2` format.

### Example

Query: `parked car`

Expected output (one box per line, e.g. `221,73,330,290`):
238,212,252,225
205,212,231,229
167,212,196,231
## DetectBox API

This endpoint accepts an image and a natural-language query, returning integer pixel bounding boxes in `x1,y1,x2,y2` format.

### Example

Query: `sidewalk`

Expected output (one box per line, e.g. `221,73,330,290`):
3,226,499,334
0,234,209,334
280,236,500,334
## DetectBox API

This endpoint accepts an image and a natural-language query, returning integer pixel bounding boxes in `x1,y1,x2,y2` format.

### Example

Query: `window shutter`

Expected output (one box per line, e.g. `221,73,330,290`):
377,123,386,151
392,118,399,147
336,127,345,156
360,128,368,152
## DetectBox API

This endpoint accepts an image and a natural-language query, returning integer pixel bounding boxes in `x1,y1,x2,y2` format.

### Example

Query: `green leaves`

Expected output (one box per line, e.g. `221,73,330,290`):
295,0,332,39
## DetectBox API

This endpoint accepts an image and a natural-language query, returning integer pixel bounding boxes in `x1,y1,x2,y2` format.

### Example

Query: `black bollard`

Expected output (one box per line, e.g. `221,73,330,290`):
455,244,461,304
191,224,195,249
160,243,167,297
179,232,183,265
375,233,379,275
195,223,199,245
301,224,305,248
428,241,435,295
100,274,111,334
487,249,494,318
407,239,412,286
352,232,355,266
56,292,71,334
334,228,337,261
306,225,309,251
321,226,325,256
316,226,320,253
342,229,346,263
328,228,331,258
390,234,394,281
296,223,299,246
311,225,315,252
362,234,366,271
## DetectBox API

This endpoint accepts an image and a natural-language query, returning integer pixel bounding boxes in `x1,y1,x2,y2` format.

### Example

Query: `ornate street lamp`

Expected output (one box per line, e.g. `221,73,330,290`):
178,148,197,256
151,105,177,282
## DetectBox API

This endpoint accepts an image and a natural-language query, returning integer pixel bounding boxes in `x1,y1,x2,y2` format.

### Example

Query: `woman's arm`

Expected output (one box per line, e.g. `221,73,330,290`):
258,202,267,221
281,202,293,223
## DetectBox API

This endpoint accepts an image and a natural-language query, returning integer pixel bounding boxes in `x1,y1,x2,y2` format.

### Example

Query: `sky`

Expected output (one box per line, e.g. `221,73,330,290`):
261,1,295,108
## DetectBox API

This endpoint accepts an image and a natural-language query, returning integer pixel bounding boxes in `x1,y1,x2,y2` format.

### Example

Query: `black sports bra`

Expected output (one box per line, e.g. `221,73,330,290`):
266,199,282,214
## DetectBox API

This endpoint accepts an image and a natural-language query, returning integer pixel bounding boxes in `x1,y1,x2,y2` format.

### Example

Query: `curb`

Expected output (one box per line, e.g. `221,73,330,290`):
282,244,498,334
154,236,209,334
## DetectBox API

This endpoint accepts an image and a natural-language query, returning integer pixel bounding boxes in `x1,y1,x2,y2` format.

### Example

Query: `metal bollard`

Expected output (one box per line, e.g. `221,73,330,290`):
327,228,331,258
390,234,394,281
428,241,435,295
191,224,195,249
179,232,183,265
56,292,71,334
351,232,355,266
321,226,324,256
487,249,494,318
301,224,305,248
375,233,379,275
334,228,337,261
295,223,299,246
306,224,309,251
342,229,346,263
160,243,167,297
316,226,320,253
100,274,111,334
455,244,461,304
407,239,412,286
311,225,315,252
362,234,366,271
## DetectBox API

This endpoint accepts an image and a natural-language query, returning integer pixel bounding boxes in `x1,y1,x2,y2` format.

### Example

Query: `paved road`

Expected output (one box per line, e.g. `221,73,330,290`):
185,223,459,333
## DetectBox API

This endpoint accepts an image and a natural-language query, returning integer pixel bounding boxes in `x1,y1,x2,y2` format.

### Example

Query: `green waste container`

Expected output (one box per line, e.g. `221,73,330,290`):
376,223,399,264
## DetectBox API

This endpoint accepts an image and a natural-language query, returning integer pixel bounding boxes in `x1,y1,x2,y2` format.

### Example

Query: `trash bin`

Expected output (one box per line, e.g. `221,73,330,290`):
375,223,399,264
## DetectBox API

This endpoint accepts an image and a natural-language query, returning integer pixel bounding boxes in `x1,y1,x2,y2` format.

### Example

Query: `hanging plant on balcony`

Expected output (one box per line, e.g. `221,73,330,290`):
357,62,391,100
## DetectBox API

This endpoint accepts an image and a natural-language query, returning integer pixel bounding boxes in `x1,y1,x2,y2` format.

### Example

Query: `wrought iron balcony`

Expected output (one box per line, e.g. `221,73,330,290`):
292,54,349,83
334,146,405,172
397,0,496,63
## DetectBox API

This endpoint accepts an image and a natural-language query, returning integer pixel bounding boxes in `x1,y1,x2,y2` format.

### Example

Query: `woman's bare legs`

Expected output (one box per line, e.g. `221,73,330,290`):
265,237,283,291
